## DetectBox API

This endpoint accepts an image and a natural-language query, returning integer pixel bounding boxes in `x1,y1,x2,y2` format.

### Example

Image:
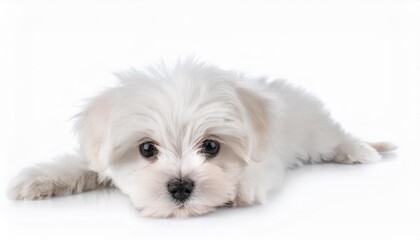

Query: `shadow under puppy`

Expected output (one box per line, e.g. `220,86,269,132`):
8,60,396,217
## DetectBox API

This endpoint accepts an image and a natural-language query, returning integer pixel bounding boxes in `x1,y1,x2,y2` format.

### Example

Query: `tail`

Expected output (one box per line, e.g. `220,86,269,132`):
7,153,111,200
368,142,398,153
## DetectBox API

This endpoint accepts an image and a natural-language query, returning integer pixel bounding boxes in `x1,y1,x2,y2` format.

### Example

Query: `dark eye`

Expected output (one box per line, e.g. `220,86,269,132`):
202,140,220,158
139,142,158,158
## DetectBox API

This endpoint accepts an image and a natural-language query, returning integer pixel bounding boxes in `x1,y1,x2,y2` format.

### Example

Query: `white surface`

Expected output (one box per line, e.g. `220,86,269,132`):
0,0,419,239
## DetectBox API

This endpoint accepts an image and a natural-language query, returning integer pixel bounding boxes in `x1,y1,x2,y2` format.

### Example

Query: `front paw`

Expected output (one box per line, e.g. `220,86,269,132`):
8,170,62,200
234,187,267,207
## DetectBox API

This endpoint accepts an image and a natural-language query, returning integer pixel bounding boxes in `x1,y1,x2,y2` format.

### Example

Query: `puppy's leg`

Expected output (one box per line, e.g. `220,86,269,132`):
7,154,110,200
294,120,397,165
334,137,397,164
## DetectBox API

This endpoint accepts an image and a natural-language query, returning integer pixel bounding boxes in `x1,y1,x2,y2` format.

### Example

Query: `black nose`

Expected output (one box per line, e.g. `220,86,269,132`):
167,178,195,202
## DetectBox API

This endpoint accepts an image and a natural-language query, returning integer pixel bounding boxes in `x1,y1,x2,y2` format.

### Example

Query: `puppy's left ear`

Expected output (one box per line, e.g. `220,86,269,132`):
75,90,116,171
236,84,271,162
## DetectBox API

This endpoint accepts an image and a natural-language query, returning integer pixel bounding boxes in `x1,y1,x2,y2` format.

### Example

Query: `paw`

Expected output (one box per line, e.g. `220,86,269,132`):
234,186,267,207
342,142,381,164
8,171,63,200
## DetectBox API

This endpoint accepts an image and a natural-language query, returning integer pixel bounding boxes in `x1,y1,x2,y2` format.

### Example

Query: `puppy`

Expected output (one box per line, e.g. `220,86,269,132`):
7,60,396,217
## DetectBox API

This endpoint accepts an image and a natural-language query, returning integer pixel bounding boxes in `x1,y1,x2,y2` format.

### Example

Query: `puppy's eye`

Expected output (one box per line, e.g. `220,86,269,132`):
139,142,158,158
202,140,220,158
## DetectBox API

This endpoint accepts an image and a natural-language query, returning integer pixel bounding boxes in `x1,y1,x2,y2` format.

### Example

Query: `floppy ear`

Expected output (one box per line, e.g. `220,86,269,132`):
236,84,271,162
75,90,115,172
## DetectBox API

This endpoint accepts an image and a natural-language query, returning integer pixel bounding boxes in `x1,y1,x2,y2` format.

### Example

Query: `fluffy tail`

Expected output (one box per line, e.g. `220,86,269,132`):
368,142,398,153
7,153,111,200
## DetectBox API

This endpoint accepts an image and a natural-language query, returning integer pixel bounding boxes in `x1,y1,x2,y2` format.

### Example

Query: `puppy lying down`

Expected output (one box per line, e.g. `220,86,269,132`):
8,60,396,217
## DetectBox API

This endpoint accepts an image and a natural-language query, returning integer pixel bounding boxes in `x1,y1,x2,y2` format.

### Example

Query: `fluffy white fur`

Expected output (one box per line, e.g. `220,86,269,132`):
7,60,397,217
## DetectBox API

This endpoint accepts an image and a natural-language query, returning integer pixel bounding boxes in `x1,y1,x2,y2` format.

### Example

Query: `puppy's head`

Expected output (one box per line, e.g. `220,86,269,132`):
76,61,271,217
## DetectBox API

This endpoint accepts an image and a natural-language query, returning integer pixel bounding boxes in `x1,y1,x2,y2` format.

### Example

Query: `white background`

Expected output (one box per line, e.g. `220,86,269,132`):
1,0,419,239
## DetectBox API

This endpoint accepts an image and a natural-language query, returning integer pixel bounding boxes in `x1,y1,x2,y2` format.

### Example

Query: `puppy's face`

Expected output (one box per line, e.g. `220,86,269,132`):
76,63,269,217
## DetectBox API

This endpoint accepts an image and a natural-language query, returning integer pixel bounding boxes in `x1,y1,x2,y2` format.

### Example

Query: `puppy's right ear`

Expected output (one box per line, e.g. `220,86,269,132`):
75,90,115,172
236,84,271,162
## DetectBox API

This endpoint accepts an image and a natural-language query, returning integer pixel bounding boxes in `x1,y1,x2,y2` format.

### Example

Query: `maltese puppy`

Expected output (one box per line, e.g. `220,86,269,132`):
8,60,396,217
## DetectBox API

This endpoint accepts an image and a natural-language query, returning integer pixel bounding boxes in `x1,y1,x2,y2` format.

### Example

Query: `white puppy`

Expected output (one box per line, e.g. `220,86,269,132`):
8,60,396,217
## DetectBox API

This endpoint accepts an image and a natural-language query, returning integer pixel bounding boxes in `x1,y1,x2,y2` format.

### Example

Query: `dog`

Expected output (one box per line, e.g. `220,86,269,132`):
7,60,396,217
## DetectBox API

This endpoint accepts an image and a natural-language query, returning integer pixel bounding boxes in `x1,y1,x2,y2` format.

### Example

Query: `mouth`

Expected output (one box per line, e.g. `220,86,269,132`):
175,202,187,209
222,201,234,207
